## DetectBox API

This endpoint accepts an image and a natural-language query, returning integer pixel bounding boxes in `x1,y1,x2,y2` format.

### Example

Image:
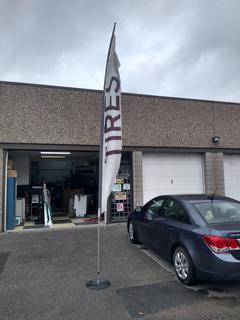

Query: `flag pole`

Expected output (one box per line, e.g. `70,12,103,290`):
86,23,117,290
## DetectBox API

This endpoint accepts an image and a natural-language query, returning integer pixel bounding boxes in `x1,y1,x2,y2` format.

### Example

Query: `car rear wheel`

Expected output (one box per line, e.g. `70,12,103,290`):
173,246,195,285
128,221,139,244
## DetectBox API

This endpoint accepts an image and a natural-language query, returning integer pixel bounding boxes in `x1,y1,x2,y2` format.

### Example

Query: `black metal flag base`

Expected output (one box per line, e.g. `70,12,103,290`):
86,278,111,290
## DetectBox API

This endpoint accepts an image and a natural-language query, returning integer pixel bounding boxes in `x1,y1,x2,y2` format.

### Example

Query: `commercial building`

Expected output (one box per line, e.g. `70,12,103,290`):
0,80,240,232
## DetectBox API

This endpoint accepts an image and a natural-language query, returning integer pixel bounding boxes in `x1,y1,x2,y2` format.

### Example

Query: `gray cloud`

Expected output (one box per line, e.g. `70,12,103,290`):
1,0,240,102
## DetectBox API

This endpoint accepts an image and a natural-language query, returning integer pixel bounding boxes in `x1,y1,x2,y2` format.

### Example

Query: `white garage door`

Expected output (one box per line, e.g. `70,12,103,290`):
142,153,204,204
224,155,240,201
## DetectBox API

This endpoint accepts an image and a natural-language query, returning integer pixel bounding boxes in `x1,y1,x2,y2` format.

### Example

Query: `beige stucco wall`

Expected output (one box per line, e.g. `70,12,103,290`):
1,81,240,149
0,83,101,145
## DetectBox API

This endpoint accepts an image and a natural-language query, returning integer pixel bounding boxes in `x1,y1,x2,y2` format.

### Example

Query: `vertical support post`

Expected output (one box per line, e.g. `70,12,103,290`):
132,151,143,208
0,148,6,232
204,152,225,195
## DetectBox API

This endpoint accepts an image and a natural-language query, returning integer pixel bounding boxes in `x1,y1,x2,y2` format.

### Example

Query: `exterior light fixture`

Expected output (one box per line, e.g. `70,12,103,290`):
40,151,71,155
212,136,220,143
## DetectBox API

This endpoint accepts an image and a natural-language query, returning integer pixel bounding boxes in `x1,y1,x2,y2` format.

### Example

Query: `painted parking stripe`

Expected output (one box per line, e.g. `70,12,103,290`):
135,245,174,273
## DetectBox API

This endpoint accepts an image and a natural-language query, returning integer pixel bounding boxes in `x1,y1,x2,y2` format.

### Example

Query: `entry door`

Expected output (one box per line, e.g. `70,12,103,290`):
142,153,204,204
151,198,190,260
224,155,240,201
136,197,164,248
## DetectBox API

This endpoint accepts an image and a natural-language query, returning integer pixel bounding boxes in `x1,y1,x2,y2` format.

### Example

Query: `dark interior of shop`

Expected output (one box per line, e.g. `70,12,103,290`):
8,150,99,226
6,150,132,230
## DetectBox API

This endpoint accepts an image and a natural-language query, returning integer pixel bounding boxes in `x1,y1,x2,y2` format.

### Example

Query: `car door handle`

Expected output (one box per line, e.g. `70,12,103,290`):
167,226,175,231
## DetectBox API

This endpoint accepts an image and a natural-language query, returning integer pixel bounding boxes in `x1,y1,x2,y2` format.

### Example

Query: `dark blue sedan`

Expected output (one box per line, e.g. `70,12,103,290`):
127,194,240,285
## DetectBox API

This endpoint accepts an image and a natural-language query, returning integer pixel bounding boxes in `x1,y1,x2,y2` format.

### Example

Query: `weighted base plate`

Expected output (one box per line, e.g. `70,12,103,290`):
86,279,111,290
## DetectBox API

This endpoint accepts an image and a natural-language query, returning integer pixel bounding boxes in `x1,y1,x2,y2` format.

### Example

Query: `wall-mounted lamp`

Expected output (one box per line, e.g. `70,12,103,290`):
212,136,220,143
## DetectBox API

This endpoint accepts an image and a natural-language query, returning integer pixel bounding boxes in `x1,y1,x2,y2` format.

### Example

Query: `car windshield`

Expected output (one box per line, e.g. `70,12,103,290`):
189,199,240,224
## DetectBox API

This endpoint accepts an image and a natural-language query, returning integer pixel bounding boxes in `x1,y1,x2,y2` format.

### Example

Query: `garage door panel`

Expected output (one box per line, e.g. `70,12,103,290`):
143,154,204,204
224,155,240,201
143,158,202,165
143,177,202,185
143,180,203,190
143,166,202,178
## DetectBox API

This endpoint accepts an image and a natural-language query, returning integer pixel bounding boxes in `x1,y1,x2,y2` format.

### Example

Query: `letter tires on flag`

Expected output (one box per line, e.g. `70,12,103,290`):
99,23,122,223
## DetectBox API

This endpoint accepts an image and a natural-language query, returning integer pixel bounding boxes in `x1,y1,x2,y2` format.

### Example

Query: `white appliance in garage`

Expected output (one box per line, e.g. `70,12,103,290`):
142,153,204,204
74,194,88,217
224,155,240,201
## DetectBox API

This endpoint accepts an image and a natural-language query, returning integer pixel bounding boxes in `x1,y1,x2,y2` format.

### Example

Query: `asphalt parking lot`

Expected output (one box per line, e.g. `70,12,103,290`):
1,224,240,320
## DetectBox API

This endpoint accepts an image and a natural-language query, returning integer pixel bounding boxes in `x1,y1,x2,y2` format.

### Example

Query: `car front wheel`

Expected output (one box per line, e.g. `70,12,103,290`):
173,246,195,285
128,220,139,244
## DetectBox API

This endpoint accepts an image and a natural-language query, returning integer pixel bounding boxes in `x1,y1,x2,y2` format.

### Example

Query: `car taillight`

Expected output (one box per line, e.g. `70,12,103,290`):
203,235,240,254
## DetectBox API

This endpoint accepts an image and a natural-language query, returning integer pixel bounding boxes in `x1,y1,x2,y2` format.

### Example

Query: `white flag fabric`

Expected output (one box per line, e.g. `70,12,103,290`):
100,29,121,220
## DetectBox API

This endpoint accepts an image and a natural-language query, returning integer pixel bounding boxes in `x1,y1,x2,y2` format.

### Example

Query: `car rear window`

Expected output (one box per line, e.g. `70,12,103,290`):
189,199,240,224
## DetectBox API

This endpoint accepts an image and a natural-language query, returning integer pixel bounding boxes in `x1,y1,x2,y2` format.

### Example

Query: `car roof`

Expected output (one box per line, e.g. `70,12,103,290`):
159,194,238,202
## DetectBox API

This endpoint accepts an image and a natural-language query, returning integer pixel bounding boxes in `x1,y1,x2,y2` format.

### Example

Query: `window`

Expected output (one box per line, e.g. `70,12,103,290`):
161,198,191,224
190,200,240,224
144,197,164,216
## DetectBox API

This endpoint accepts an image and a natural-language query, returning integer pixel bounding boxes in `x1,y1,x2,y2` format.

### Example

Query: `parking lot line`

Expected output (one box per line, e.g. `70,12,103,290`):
135,245,174,273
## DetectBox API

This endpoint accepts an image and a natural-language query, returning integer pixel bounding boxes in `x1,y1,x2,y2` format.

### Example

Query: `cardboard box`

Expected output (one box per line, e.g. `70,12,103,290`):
7,169,17,178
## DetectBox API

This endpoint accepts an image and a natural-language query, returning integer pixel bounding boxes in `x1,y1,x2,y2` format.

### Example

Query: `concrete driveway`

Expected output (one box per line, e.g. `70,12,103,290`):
1,224,240,320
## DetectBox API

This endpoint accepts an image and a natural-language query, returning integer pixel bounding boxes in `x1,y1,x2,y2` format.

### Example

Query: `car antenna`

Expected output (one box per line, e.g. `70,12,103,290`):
210,185,219,204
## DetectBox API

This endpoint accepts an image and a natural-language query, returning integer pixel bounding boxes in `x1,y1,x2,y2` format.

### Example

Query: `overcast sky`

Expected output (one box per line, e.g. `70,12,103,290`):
1,0,240,102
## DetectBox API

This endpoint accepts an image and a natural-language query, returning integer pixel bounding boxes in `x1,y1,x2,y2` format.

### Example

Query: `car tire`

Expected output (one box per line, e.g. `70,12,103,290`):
173,246,196,286
128,220,139,244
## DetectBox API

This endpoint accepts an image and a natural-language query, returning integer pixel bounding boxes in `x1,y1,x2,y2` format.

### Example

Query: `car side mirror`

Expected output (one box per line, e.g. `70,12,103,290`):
146,213,153,221
135,206,143,213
